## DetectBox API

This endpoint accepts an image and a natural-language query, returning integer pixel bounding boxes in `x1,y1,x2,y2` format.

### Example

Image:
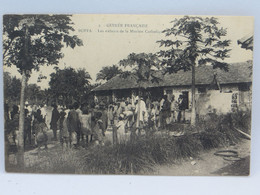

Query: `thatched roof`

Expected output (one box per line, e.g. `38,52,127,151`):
93,61,252,92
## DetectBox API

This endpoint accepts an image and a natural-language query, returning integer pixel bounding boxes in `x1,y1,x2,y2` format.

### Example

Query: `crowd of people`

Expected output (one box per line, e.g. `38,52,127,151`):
5,102,49,151
4,93,188,152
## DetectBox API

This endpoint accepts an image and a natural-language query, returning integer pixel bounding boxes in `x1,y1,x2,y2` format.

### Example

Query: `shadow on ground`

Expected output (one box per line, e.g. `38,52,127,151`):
212,155,250,176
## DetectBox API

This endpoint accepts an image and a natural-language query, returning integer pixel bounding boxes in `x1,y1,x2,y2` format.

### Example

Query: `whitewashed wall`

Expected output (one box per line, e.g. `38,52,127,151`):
163,84,251,119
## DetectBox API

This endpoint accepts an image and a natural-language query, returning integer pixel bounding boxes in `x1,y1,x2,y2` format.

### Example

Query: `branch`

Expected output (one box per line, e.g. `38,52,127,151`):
3,38,15,58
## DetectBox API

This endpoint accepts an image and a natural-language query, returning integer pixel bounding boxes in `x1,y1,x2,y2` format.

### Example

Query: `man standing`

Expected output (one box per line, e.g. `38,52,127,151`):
24,109,32,146
177,95,186,122
134,96,148,134
170,95,178,123
161,95,171,129
50,104,60,141
67,102,81,147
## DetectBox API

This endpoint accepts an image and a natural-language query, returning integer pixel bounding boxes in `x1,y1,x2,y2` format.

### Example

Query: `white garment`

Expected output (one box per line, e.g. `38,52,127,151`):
40,106,47,119
76,108,82,118
116,120,128,142
135,99,148,122
150,108,156,121
160,99,165,111
80,114,92,135
26,105,32,115
116,120,126,135
64,109,70,116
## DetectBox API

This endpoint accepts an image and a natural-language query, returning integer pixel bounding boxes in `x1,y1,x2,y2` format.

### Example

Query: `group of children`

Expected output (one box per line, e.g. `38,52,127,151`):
50,102,107,148
4,93,188,153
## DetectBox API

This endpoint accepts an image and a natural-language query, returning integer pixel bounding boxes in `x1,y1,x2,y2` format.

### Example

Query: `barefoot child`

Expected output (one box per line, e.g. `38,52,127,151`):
58,110,70,148
116,114,128,143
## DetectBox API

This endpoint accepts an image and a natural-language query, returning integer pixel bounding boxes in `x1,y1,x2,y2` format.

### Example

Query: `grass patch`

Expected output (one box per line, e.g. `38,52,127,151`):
12,110,250,175
80,134,204,174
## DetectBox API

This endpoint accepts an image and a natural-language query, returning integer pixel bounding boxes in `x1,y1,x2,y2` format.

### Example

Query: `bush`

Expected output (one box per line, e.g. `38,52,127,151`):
196,131,225,150
231,109,251,135
79,134,204,174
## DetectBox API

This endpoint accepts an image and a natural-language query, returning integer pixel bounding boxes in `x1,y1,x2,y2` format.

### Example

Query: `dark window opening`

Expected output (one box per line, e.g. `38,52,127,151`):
238,83,250,91
182,91,189,109
198,87,206,93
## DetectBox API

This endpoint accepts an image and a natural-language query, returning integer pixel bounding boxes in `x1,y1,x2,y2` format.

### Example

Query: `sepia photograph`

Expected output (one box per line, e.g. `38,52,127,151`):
3,14,254,176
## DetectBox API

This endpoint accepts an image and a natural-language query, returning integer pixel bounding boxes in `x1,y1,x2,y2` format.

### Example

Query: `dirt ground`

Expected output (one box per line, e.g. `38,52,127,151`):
153,139,250,176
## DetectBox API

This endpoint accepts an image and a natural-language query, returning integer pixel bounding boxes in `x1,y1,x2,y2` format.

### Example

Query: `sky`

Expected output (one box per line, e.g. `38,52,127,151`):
4,14,254,89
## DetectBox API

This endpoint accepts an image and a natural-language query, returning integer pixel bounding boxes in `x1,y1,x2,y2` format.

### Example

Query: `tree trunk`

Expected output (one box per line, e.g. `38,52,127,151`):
190,64,196,125
16,24,29,168
17,70,26,168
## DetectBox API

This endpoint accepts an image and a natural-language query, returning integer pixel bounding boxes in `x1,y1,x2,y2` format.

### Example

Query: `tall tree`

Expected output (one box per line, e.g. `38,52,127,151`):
157,16,231,125
96,65,123,82
3,15,83,167
119,53,160,131
49,67,91,106
25,83,43,104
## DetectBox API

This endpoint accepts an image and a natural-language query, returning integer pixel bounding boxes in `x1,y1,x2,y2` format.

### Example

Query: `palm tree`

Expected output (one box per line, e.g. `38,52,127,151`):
96,65,122,82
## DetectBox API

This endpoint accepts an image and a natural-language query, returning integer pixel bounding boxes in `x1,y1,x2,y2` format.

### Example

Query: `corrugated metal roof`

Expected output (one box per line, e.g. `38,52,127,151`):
238,35,253,50
93,61,252,91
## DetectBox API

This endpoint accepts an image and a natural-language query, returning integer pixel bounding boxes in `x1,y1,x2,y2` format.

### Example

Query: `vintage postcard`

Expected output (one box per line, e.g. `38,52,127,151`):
3,14,253,175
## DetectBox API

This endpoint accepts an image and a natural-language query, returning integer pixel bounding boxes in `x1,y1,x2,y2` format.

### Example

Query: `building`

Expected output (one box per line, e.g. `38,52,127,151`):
237,34,253,51
93,61,252,120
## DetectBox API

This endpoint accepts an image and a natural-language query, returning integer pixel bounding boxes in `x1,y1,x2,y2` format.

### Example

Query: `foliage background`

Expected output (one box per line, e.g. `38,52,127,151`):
0,1,260,195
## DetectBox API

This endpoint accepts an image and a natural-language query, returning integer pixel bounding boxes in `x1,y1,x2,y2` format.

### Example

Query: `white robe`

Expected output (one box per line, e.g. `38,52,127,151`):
135,100,148,122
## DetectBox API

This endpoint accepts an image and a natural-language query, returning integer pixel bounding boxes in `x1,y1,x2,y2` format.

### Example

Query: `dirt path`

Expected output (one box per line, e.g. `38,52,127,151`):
153,139,250,176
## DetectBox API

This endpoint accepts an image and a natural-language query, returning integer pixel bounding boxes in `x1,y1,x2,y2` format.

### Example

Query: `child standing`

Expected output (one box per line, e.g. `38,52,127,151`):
58,111,70,148
79,108,92,147
116,114,128,143
91,112,105,146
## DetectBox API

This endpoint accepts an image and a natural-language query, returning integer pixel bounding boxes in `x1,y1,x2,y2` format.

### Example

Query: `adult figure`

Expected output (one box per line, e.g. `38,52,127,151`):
99,103,108,133
24,109,32,146
107,104,115,129
170,95,178,123
88,102,97,142
161,95,171,129
50,104,60,141
67,102,81,147
134,96,148,135
177,95,186,122
158,96,166,128
76,103,83,141
8,105,19,147
123,100,135,131
79,108,92,147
